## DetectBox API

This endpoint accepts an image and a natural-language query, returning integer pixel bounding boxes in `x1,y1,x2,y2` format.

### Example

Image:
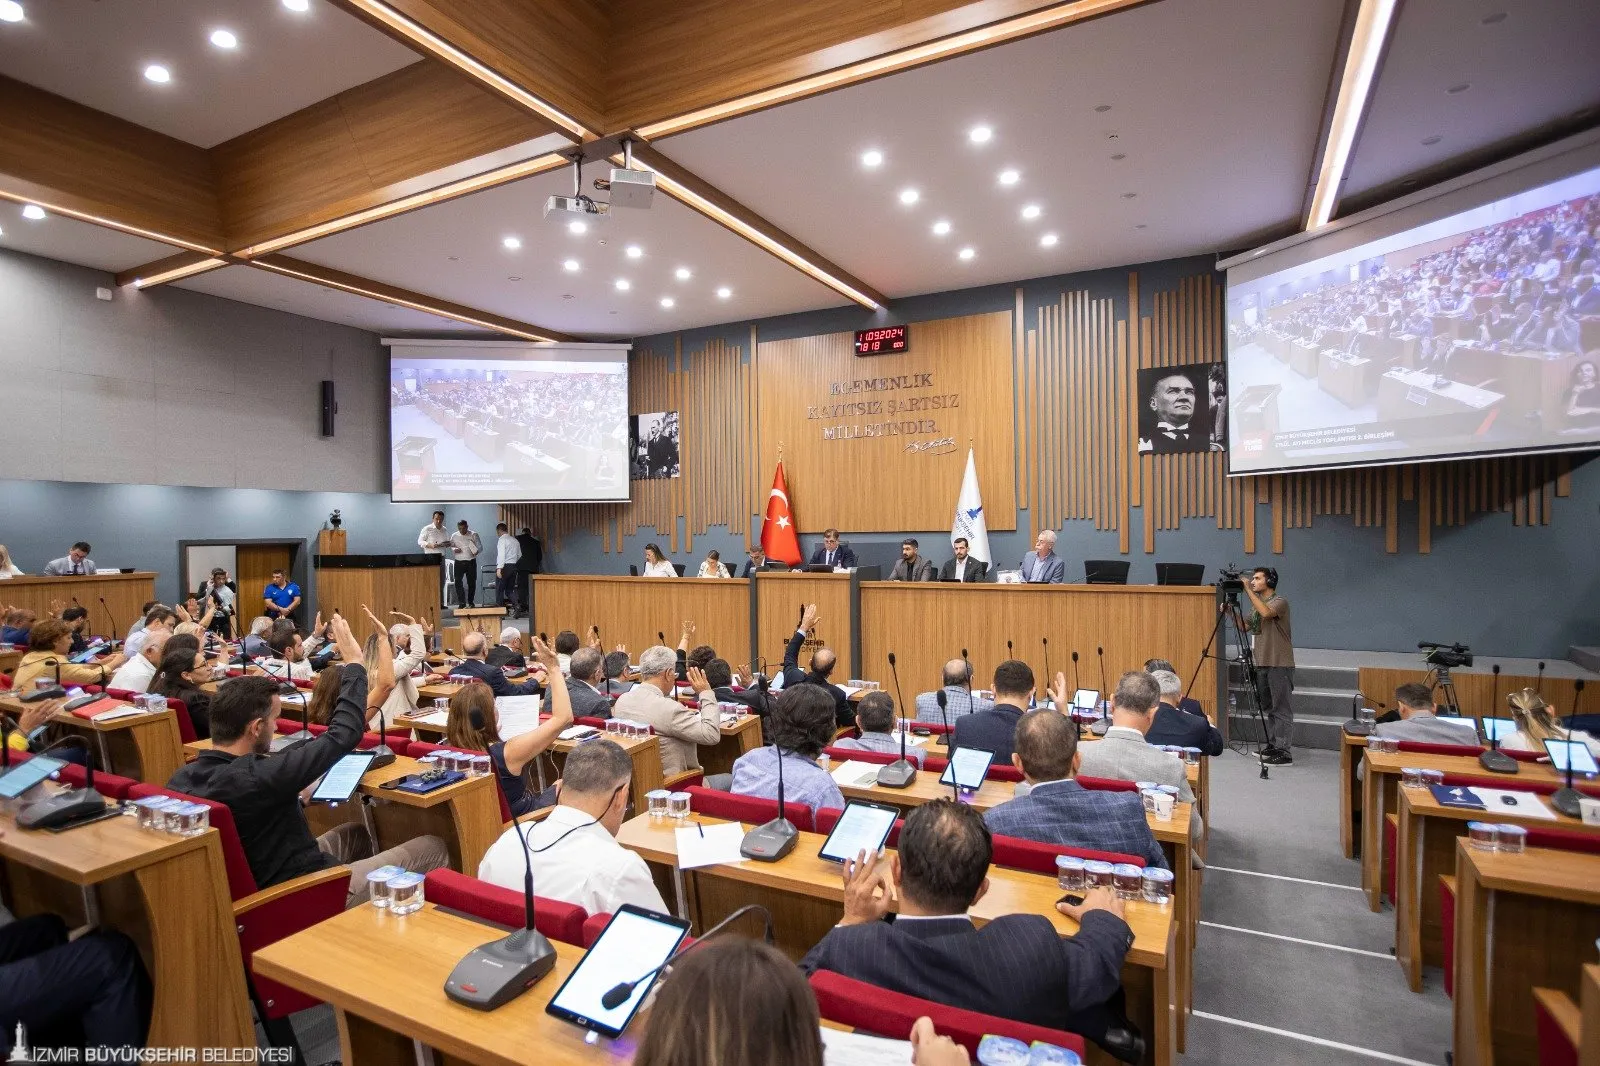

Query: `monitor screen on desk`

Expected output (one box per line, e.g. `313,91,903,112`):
0,755,65,800
1479,717,1516,745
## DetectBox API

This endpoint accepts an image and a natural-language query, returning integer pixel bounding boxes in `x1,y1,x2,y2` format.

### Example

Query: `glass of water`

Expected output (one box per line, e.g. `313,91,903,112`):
366,865,402,908
388,871,425,915
667,791,691,819
646,789,671,818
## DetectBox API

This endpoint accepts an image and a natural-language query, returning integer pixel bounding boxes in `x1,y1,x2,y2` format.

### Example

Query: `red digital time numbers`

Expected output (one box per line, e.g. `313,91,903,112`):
854,325,909,356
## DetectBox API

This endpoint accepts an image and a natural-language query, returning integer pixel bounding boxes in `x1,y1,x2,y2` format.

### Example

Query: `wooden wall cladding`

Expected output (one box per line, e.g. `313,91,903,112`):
755,311,1018,534
531,575,750,666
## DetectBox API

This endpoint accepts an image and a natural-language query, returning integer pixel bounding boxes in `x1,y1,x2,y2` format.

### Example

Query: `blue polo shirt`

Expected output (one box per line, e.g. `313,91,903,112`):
263,582,301,610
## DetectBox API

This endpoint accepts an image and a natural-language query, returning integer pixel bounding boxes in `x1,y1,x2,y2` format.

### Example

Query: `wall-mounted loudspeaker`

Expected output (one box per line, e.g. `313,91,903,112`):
320,380,338,437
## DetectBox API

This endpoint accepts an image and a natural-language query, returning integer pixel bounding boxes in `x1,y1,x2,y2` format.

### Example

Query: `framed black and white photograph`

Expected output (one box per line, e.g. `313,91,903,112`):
629,411,680,479
1138,364,1226,454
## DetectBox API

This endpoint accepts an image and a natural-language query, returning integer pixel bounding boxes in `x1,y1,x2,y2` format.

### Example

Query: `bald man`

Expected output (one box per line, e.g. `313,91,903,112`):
914,658,995,724
450,631,545,698
780,603,852,727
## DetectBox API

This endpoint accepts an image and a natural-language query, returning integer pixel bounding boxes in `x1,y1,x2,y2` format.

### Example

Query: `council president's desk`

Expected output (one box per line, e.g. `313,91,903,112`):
0,571,157,634
314,553,441,625
617,812,1176,1066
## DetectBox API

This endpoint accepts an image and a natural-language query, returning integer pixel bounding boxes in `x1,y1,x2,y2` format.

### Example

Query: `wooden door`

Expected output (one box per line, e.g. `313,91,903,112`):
235,545,293,623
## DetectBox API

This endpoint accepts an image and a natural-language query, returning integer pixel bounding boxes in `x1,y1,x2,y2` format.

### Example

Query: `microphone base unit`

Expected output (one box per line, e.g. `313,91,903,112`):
1089,719,1111,737
444,928,558,1011
1477,749,1519,775
17,788,108,831
367,744,399,770
1550,787,1584,819
740,818,799,862
1341,720,1373,738
874,760,917,789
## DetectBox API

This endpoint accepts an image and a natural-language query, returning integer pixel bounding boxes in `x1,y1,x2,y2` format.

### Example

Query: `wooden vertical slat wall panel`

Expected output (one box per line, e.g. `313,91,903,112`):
1015,289,1028,514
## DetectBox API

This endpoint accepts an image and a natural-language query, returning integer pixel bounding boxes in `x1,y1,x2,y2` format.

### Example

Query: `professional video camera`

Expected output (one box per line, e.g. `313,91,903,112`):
1418,641,1473,669
1217,564,1246,594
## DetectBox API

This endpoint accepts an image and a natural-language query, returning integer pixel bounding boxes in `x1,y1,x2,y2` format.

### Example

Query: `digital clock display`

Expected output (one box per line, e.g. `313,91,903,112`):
854,325,909,356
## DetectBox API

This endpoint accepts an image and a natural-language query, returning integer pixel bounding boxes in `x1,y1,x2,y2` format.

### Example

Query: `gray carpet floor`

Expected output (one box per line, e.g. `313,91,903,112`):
267,746,1455,1064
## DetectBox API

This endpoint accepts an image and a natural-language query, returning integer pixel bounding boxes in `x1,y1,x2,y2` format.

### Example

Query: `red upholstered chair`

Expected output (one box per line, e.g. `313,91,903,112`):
51,763,137,800
1077,776,1141,793
809,970,1088,1059
988,763,1024,783
684,785,814,831
814,806,905,848
125,782,348,1059
1439,875,1457,998
1394,741,1483,758
581,911,696,951
0,673,10,689
990,832,1145,873
163,697,198,745
823,746,897,767
1532,988,1580,1066
424,869,588,946
575,716,610,729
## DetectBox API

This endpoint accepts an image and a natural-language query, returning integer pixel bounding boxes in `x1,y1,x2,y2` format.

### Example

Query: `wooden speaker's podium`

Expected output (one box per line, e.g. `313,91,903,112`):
314,553,442,623
452,607,506,640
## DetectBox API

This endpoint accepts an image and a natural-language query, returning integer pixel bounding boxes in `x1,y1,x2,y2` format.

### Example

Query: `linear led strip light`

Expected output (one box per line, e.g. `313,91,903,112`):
133,257,229,288
251,258,564,342
0,194,224,256
339,0,591,140
1305,0,1401,230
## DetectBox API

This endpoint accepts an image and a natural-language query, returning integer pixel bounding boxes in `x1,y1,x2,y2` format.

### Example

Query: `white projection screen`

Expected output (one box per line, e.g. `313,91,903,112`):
387,340,631,503
1223,138,1600,476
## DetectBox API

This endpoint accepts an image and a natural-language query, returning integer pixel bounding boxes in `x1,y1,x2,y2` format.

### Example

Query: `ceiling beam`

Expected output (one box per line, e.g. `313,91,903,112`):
0,75,224,253
626,143,887,310
251,255,575,342
328,0,607,139
113,251,232,289
1304,0,1401,229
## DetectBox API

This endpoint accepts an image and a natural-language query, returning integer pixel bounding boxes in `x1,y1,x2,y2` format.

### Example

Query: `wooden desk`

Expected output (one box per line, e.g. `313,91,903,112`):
699,713,763,777
0,802,253,1048
455,607,507,638
182,743,501,873
1394,786,1598,992
1318,349,1373,406
1359,746,1576,911
1339,733,1367,859
753,570,855,675
0,693,184,784
1584,964,1600,1066
253,904,638,1066
0,571,157,635
1452,843,1600,1066
552,733,664,815
314,553,441,623
1356,666,1589,721
532,575,753,670
617,812,1177,1066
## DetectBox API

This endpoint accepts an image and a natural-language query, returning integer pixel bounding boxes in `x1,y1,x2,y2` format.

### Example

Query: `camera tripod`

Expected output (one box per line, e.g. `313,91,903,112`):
1424,665,1462,717
1182,588,1274,779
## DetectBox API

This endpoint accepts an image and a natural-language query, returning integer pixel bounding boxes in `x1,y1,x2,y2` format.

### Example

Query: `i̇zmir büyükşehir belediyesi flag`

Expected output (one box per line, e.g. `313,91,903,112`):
950,448,991,564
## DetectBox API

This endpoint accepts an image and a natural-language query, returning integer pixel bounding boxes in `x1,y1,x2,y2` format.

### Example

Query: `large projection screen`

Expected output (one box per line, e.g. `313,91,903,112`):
1224,144,1600,475
388,341,631,503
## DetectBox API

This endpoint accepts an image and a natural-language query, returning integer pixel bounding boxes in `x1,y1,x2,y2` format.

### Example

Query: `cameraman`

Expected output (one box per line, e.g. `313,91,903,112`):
1241,567,1295,765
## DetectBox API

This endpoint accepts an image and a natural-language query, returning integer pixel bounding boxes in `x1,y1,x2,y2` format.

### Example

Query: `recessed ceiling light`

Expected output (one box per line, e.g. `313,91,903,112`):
625,244,643,258
501,236,521,250
1093,104,1112,113
861,149,883,168
562,258,580,272
614,278,630,291
674,266,691,280
507,276,522,282
447,256,459,261
209,29,238,49
1135,223,1147,229
1021,204,1041,220
968,125,992,144
931,220,951,236
998,169,1019,186
715,287,732,299
21,204,45,220
567,220,587,235
1446,82,1470,95
1421,134,1442,146
1040,233,1058,247
660,297,675,309
899,188,919,205
282,0,310,11
0,1,24,22
143,64,171,84
958,247,975,261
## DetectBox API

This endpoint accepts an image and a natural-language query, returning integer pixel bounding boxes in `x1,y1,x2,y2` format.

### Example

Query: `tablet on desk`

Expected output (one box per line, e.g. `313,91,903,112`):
818,800,900,863
1071,689,1100,711
545,904,690,1038
1543,739,1599,776
938,747,995,791
1479,717,1516,746
0,755,65,800
309,752,376,805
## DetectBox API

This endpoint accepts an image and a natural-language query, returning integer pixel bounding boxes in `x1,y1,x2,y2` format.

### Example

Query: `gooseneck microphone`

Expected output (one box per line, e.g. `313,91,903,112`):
17,735,105,830
1090,646,1111,736
934,690,957,800
98,597,119,645
444,801,557,1009
1478,664,1515,774
1071,650,1083,722
1551,680,1587,818
600,905,774,1010
1040,637,1051,707
876,652,915,788
1536,661,1547,696
740,736,799,860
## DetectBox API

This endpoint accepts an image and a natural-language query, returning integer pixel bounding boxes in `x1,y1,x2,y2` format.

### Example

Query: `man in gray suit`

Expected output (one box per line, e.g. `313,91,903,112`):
1020,530,1065,584
889,538,936,582
1374,683,1480,745
565,647,614,719
914,659,995,724
1076,670,1204,850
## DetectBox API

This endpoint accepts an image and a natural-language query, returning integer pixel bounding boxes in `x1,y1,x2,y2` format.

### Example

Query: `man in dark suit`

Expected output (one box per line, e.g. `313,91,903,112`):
938,537,989,582
486,628,527,670
984,710,1167,869
739,547,767,578
800,799,1143,1062
513,527,541,614
706,657,767,716
453,632,545,698
808,528,858,570
952,659,1040,764
1144,669,1223,756
889,538,936,582
780,603,851,727
565,647,614,719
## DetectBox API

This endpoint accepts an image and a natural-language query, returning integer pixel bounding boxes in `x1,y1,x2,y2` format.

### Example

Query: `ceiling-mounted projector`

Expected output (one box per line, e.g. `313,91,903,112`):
544,195,610,224
605,166,655,209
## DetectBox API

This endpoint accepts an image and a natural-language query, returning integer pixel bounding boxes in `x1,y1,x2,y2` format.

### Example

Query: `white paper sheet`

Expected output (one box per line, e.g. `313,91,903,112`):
819,1027,914,1065
830,760,884,788
494,694,545,739
90,705,148,723
1470,787,1559,820
675,822,747,869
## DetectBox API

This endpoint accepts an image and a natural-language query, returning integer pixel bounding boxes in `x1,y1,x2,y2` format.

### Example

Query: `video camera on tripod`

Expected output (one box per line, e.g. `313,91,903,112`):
1418,641,1472,669
1217,564,1246,596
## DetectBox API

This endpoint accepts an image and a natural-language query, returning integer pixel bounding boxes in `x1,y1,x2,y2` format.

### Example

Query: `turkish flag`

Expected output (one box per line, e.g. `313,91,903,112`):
761,461,802,565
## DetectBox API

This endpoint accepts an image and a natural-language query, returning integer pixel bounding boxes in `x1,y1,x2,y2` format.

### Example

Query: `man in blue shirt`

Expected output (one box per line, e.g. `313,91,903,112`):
834,691,925,768
730,685,844,814
262,570,301,625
